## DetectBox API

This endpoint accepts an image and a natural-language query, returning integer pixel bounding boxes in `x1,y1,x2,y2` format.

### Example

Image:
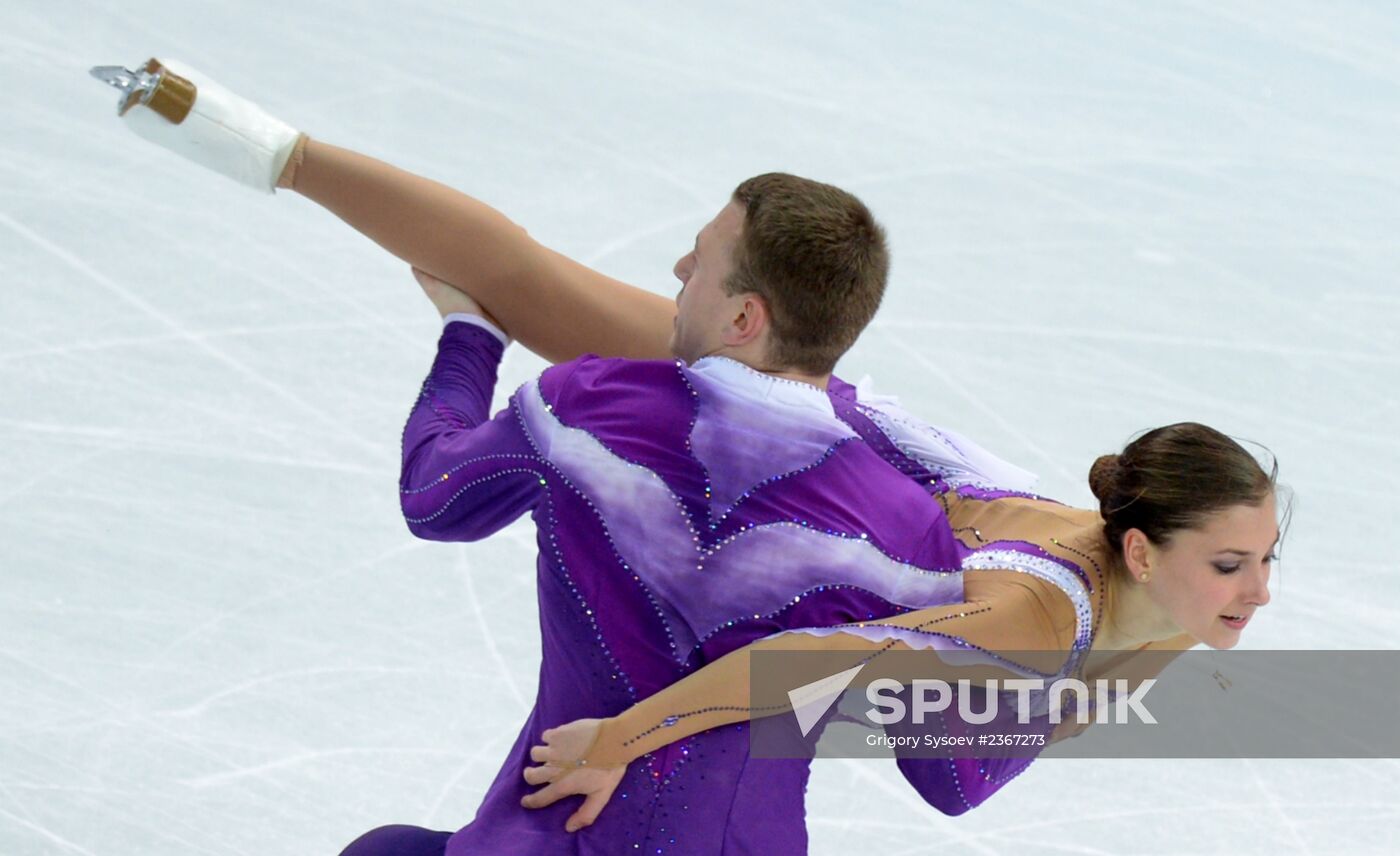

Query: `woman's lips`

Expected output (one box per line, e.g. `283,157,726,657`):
1221,614,1249,629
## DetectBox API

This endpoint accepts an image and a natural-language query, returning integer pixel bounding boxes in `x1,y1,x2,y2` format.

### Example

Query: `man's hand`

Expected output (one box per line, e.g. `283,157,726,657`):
412,266,506,330
520,718,626,833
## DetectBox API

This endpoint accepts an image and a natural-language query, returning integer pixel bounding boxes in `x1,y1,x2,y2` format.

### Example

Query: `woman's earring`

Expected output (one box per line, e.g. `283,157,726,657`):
1139,572,1151,583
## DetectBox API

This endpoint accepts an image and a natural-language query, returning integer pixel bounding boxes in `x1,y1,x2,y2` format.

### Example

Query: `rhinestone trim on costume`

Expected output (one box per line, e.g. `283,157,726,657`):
961,548,1093,652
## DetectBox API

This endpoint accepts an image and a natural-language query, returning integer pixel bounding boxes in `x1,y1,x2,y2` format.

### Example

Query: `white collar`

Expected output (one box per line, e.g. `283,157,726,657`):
687,356,836,419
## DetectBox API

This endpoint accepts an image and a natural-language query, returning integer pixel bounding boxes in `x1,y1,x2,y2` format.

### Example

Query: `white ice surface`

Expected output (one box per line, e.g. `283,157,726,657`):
2,1,1399,853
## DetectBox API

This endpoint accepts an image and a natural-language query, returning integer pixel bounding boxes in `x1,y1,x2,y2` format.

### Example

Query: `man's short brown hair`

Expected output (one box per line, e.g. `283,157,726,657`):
726,173,889,375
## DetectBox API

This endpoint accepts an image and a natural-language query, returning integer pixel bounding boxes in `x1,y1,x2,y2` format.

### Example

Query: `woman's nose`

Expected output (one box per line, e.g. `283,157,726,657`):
1247,564,1272,607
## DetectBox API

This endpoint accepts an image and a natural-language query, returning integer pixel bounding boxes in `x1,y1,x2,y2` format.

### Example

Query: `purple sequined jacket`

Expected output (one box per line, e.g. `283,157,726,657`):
400,322,1031,855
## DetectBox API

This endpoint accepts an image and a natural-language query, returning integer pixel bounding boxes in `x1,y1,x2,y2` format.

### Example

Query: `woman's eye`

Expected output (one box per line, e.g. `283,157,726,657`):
1263,553,1278,565
1213,563,1241,574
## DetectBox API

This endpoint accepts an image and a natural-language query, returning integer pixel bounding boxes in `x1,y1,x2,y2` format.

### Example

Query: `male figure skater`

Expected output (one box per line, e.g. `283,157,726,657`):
378,176,967,855
91,60,993,855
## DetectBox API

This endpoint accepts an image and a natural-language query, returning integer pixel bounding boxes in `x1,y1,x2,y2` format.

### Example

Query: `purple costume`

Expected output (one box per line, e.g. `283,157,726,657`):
342,320,1062,856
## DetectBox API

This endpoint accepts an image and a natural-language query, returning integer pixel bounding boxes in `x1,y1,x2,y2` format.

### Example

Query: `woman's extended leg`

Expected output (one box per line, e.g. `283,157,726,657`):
287,139,676,364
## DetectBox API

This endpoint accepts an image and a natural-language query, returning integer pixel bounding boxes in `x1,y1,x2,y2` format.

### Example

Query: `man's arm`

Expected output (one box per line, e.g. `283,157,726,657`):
399,315,546,542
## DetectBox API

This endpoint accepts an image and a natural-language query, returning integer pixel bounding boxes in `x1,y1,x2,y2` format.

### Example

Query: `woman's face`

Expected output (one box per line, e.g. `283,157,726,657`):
1140,494,1279,650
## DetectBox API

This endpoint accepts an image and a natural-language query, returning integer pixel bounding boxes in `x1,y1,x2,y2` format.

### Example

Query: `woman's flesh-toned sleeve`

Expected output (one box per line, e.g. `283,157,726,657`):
579,574,1079,767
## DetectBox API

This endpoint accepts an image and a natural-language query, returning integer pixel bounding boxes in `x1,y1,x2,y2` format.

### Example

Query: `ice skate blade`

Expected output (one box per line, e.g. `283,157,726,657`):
89,60,196,123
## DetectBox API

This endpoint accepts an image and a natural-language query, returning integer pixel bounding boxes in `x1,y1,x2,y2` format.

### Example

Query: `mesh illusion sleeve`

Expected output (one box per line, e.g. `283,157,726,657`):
577,572,1078,768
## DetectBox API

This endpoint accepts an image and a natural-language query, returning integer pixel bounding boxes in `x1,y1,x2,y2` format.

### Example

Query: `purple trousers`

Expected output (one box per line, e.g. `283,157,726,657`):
339,825,449,856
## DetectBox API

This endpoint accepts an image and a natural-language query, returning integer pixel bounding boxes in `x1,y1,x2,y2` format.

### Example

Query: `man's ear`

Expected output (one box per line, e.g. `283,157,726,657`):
723,293,769,348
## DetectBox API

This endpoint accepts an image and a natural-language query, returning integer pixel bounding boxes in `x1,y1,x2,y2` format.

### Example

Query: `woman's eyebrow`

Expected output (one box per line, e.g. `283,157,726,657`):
1216,532,1281,557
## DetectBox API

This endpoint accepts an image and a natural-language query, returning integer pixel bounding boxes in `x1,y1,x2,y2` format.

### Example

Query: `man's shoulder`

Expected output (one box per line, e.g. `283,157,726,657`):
526,356,707,469
533,356,698,434
539,354,686,400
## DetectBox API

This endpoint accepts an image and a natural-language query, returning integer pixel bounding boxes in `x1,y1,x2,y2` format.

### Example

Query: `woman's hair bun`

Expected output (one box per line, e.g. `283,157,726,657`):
1088,454,1121,504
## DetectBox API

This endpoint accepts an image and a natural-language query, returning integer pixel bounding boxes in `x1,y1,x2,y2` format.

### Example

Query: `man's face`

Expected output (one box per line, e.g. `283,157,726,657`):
668,200,746,363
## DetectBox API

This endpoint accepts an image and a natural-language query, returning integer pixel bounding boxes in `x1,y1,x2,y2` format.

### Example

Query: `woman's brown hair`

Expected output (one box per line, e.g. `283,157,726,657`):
1089,422,1279,556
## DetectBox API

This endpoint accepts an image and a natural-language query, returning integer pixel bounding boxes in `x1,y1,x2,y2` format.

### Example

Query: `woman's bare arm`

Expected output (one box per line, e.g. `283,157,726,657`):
289,138,677,363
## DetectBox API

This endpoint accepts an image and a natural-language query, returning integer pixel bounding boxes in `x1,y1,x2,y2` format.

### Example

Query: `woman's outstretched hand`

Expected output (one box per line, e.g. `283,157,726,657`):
521,718,626,833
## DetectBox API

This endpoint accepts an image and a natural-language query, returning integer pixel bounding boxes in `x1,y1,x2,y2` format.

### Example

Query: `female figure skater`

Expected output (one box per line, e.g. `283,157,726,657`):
514,423,1278,833
92,59,1282,853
